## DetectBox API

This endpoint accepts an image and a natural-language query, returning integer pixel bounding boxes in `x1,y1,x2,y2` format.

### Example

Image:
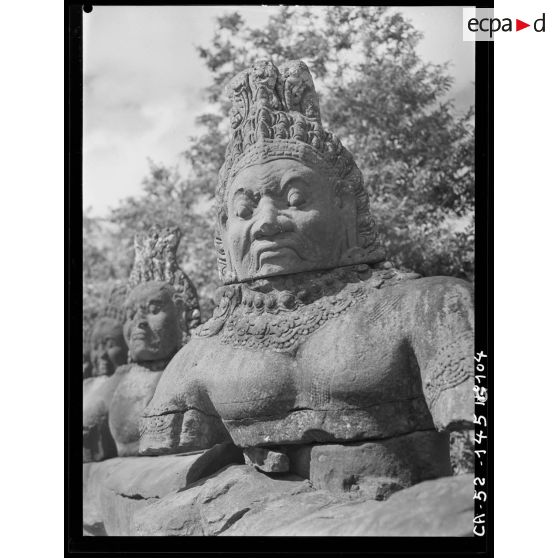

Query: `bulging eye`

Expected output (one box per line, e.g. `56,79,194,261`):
232,190,259,220
233,194,256,219
288,189,305,207
236,204,253,219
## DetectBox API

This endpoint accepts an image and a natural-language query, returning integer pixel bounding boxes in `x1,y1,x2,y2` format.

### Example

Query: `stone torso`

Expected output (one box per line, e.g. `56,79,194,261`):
108,364,164,456
192,276,431,447
141,267,473,455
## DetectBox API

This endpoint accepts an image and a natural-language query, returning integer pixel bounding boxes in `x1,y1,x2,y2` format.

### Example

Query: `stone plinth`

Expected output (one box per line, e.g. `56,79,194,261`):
131,466,473,536
82,443,243,535
84,454,472,536
288,430,452,499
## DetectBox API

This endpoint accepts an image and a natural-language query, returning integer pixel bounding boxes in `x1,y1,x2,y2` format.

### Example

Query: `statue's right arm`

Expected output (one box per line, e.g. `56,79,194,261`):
138,342,231,455
82,372,123,462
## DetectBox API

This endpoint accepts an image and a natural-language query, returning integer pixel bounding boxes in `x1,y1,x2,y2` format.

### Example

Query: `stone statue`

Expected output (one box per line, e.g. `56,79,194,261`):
139,60,474,498
106,226,205,457
83,307,128,462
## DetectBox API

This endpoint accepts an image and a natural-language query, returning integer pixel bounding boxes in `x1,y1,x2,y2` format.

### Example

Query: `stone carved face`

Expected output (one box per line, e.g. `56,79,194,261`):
221,159,358,281
90,318,128,377
123,282,182,362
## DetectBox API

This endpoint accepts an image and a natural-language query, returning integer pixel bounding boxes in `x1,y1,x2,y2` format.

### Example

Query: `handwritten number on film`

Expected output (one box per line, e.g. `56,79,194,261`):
473,350,487,536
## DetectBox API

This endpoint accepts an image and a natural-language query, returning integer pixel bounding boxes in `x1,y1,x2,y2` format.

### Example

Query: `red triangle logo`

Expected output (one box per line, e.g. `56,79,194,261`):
516,19,530,31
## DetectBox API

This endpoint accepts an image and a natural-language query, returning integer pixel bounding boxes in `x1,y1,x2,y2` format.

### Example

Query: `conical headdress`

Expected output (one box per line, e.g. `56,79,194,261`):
215,59,379,283
103,282,128,325
128,225,201,341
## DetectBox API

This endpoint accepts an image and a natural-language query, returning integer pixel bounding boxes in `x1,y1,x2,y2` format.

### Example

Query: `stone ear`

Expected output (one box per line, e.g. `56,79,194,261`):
171,294,186,329
334,180,352,210
172,293,184,310
218,208,228,229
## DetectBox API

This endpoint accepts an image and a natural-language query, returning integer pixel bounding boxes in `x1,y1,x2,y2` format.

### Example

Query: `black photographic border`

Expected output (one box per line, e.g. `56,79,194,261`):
66,1,493,555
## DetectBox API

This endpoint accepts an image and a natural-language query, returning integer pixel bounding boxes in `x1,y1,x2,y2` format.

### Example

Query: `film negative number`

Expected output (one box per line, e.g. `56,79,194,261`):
473,350,488,537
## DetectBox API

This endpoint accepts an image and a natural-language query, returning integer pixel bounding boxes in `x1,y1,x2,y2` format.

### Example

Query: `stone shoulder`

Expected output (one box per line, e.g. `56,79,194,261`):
353,273,473,339
361,273,473,310
144,335,218,414
404,276,474,321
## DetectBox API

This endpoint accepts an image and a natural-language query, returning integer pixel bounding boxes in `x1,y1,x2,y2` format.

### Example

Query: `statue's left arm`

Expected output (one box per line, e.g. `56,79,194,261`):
407,277,475,433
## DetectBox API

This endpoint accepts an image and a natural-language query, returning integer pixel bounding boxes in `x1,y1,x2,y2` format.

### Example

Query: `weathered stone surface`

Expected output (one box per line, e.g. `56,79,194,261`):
86,451,472,537
450,429,475,475
131,466,472,536
287,444,312,478
108,364,164,457
84,443,243,536
131,464,341,536
243,447,290,473
262,474,474,536
83,375,119,462
83,460,121,535
140,409,231,456
306,430,452,499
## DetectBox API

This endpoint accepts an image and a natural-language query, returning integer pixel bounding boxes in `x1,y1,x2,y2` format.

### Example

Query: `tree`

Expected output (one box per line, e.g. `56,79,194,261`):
82,209,128,354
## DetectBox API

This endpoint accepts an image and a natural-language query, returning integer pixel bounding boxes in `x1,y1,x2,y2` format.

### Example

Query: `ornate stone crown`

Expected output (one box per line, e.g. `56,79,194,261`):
103,283,128,325
128,225,201,341
215,59,381,283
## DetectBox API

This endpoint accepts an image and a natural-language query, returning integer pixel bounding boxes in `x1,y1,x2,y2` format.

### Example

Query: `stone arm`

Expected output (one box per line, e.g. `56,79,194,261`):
82,372,123,462
407,277,475,433
138,343,231,456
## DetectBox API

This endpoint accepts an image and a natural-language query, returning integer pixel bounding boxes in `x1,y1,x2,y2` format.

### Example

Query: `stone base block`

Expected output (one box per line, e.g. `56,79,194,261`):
288,430,452,499
83,442,243,535
131,465,472,536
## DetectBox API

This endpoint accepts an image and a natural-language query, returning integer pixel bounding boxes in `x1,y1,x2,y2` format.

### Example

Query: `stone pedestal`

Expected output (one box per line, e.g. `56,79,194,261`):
84,450,471,536
131,466,473,536
288,430,452,499
82,443,243,535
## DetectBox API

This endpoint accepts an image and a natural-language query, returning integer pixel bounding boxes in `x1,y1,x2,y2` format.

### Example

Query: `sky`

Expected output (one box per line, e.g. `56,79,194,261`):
83,5,474,217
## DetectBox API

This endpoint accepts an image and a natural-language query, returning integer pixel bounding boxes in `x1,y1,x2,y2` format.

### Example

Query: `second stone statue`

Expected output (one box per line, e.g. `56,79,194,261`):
83,226,205,460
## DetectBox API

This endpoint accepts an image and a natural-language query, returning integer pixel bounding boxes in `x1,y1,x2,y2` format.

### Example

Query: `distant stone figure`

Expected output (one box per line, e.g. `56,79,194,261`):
89,317,128,377
83,314,128,462
139,60,474,497
82,227,202,461
106,226,205,457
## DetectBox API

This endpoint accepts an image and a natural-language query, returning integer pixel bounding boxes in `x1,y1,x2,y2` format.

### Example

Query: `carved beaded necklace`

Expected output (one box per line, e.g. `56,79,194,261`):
196,263,420,353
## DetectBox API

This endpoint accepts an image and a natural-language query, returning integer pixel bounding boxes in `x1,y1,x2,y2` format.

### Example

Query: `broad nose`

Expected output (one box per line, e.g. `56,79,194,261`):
253,198,283,239
132,309,148,329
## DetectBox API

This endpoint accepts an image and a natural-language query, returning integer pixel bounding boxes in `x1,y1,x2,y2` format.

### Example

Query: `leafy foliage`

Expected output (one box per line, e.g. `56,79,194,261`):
83,210,128,352
83,6,474,350
107,160,219,320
